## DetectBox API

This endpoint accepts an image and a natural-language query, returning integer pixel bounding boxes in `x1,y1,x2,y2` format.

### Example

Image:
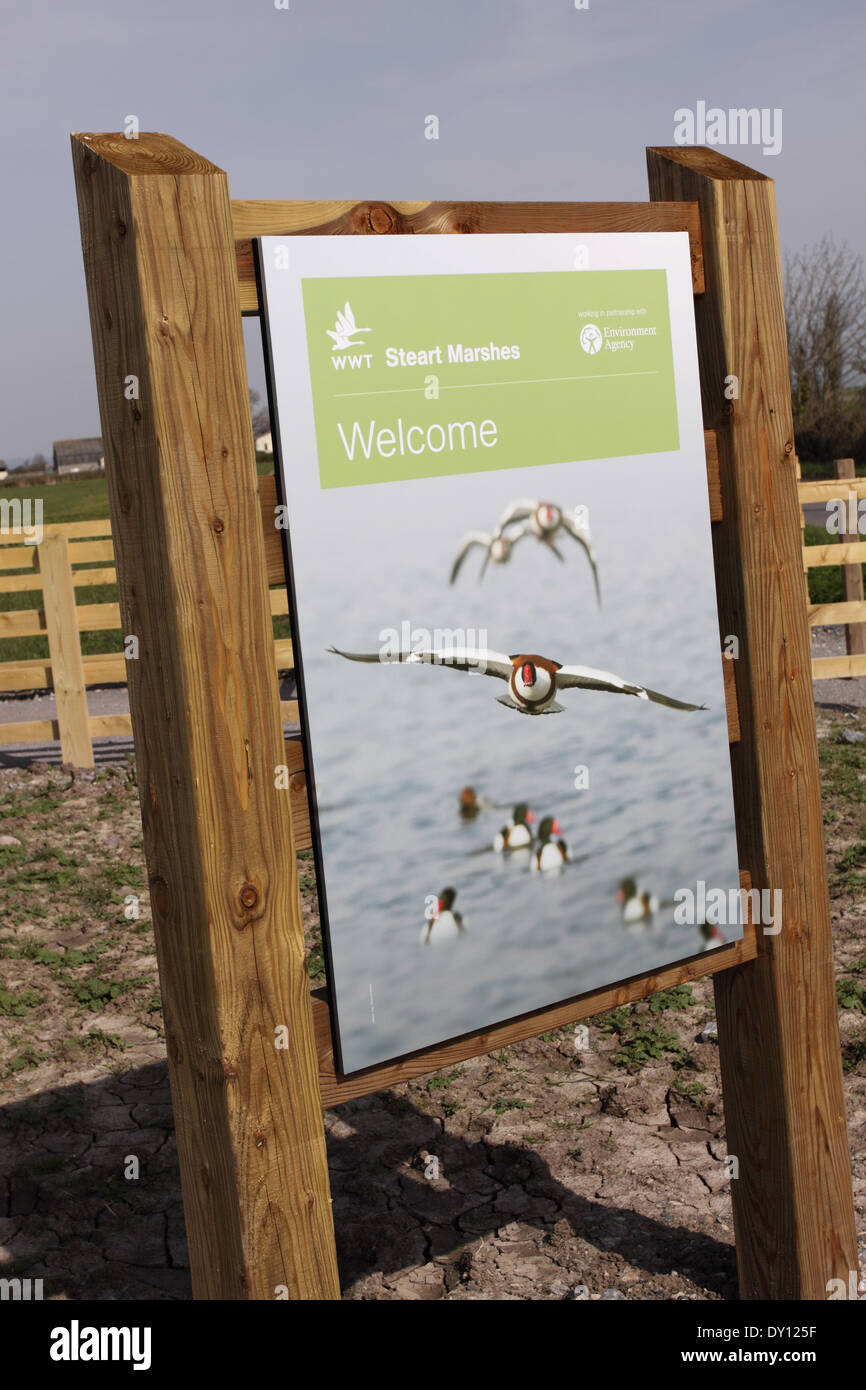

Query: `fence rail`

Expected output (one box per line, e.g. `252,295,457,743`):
0,506,295,762
4,446,847,741
800,458,866,679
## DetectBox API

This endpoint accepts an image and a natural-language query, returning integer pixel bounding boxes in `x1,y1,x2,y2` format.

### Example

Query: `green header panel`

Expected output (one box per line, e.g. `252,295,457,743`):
301,269,679,489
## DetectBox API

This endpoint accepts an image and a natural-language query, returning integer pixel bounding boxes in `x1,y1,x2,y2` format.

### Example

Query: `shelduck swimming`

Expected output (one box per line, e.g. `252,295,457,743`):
531,817,569,872
328,644,705,717
493,802,535,852
420,887,465,944
449,522,536,584
459,787,484,819
492,499,601,606
698,921,726,950
617,877,660,923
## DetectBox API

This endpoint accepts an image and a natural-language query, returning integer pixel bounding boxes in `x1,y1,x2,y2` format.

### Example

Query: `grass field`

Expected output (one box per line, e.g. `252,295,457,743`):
0,474,111,525
0,458,283,667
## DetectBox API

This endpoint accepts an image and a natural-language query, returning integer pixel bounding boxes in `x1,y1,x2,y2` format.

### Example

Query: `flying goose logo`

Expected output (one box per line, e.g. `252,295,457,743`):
327,301,371,352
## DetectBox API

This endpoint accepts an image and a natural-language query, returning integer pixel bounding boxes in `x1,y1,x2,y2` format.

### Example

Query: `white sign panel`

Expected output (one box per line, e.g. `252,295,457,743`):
258,232,741,1074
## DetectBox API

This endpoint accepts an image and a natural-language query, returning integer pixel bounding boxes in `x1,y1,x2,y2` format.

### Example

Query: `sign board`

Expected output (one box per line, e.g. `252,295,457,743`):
258,232,741,1074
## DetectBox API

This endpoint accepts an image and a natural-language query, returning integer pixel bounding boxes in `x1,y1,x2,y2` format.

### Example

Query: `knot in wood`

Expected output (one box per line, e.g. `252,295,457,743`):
364,203,397,234
150,875,168,915
240,883,258,910
212,517,225,534
254,1130,266,1149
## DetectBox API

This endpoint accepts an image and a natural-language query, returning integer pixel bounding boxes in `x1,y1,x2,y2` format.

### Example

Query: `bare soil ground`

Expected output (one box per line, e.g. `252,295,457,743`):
1,709,865,1301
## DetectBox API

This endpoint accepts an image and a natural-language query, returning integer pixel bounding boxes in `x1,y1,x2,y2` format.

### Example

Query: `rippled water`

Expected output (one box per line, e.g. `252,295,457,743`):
288,454,741,1072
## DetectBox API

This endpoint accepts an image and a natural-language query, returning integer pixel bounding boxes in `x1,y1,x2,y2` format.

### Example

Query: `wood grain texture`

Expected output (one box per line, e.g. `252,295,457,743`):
88,714,132,738
803,541,866,567
0,518,112,546
70,568,118,589
0,718,61,746
258,475,286,586
722,656,740,743
705,427,722,521
797,478,866,502
0,601,122,636
232,198,704,312
0,652,124,693
0,546,40,572
72,130,220,178
648,146,856,1299
40,536,93,766
71,131,338,1301
0,659,57,691
283,739,310,849
807,600,866,626
811,654,866,679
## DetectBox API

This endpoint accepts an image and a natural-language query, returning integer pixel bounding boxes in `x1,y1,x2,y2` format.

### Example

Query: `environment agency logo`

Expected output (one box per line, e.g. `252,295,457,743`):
579,323,603,355
326,301,371,352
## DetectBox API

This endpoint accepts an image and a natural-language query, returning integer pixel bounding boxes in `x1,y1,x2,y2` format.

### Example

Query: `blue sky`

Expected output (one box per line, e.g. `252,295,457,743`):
1,0,864,460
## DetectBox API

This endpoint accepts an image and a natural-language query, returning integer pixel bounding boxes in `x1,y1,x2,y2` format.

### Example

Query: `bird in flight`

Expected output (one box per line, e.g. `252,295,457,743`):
491,500,601,606
328,644,705,716
326,301,370,351
449,521,542,584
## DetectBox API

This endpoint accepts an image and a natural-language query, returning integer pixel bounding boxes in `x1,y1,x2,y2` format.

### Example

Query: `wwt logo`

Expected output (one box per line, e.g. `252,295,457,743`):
327,301,370,351
49,1320,152,1372
328,300,373,371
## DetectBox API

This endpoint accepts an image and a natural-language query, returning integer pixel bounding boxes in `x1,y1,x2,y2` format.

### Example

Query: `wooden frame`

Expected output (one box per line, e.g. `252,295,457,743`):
71,131,856,1301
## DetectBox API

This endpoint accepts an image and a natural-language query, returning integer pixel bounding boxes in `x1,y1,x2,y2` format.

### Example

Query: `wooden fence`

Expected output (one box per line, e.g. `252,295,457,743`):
0,487,296,764
5,448,863,761
801,457,866,679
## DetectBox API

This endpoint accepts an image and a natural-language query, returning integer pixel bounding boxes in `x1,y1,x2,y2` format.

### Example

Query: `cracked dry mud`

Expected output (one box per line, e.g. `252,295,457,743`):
1,705,865,1300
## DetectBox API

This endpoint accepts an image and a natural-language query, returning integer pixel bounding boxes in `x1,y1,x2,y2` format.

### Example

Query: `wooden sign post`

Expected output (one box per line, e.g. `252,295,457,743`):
71,132,856,1300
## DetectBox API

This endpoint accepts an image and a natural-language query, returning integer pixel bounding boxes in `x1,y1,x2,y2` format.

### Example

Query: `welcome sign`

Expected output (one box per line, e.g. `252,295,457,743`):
301,268,679,487
258,232,741,1075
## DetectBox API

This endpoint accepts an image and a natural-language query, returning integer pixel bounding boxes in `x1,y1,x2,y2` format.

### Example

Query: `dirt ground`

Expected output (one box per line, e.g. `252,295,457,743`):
1,708,866,1301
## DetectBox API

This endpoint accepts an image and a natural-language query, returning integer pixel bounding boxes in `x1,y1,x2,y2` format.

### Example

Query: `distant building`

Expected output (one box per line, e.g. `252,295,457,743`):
255,431,273,455
53,438,105,476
